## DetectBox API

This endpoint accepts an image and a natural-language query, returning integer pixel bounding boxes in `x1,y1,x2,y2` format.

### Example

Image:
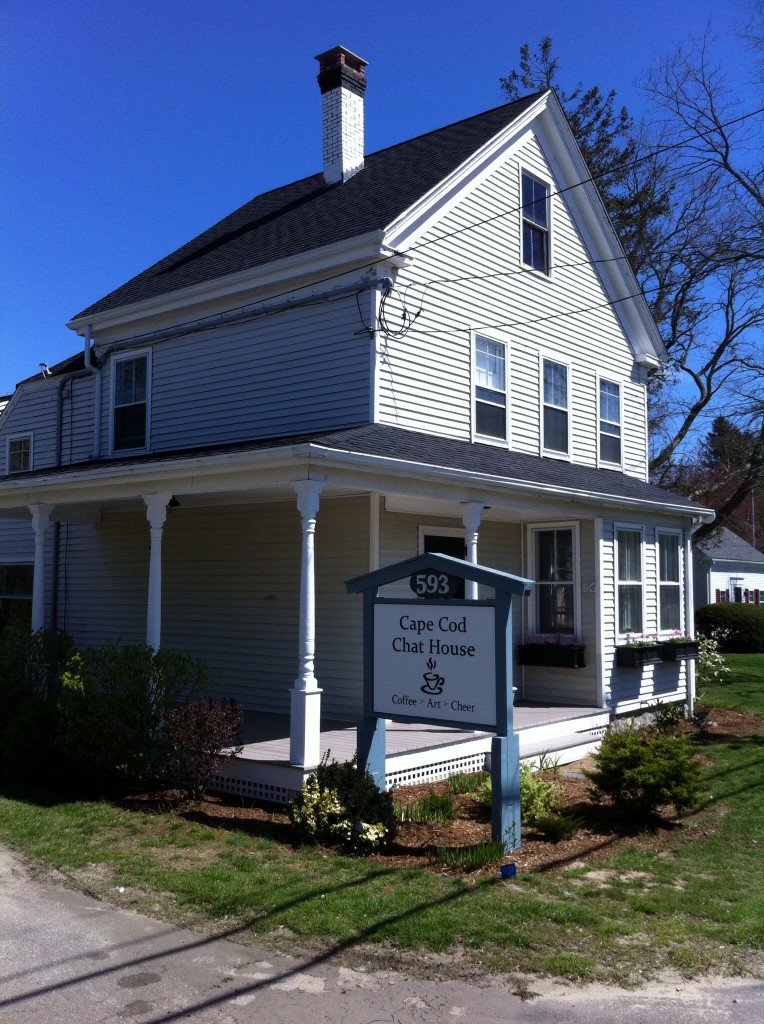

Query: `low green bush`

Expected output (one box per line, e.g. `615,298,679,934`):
56,642,208,790
290,755,397,853
430,841,505,871
695,603,764,653
534,812,582,843
520,762,560,826
161,698,243,799
0,627,73,720
585,721,705,819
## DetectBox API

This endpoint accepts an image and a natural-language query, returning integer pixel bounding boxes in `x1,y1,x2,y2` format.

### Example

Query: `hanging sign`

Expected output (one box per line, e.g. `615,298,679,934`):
373,601,496,728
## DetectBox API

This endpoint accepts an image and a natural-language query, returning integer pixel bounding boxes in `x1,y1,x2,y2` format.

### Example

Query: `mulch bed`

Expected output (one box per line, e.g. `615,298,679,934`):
127,706,761,876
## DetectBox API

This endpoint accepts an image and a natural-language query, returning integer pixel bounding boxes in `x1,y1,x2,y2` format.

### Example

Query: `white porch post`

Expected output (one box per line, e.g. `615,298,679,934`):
290,479,324,768
143,493,171,650
462,502,484,600
30,503,52,631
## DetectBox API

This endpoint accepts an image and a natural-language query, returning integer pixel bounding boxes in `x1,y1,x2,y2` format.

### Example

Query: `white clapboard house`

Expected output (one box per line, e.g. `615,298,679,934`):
693,527,764,608
0,47,714,798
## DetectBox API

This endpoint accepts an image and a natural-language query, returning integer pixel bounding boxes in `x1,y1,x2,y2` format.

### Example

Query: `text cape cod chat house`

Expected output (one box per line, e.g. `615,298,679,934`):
0,46,713,772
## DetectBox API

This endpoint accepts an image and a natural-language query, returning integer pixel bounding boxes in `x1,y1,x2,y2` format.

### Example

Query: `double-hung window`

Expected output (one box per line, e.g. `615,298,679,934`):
0,563,33,629
658,532,682,632
534,526,576,635
599,379,622,465
617,528,643,635
7,435,32,474
474,335,507,441
112,353,149,452
521,171,549,273
542,359,569,455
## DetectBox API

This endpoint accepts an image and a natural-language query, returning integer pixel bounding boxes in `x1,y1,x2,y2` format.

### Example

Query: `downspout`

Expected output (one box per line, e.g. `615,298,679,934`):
50,377,66,630
84,325,102,458
684,524,698,719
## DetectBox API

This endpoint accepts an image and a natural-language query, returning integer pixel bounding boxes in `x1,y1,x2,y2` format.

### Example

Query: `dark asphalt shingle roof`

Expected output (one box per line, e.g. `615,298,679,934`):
73,94,543,320
7,421,708,514
696,526,764,563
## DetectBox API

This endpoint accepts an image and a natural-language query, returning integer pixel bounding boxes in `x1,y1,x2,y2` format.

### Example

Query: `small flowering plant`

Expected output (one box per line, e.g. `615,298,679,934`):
660,630,695,643
525,633,581,646
621,633,660,648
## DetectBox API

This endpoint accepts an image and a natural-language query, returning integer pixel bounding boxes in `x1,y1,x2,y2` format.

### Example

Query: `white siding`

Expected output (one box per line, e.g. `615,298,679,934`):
377,134,648,479
0,384,60,474
601,518,690,712
702,564,764,606
95,295,371,456
55,496,370,719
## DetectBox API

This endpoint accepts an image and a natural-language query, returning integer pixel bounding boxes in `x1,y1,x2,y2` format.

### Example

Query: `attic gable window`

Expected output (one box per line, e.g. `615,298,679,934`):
542,359,569,456
7,435,32,474
521,171,549,274
474,335,507,441
112,352,150,452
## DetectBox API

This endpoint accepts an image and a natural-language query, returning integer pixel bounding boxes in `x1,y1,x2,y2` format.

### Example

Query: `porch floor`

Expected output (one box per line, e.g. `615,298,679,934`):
210,703,611,803
236,703,605,765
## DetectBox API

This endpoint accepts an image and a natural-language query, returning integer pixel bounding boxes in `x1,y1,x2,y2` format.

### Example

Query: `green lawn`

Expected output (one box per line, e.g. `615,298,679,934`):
0,654,762,986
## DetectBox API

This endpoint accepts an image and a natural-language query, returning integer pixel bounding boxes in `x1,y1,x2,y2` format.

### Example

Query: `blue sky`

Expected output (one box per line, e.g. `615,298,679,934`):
0,0,759,395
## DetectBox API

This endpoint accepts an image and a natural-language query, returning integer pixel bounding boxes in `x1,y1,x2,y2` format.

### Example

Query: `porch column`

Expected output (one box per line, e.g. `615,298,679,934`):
30,503,52,631
290,479,324,768
143,493,171,650
462,502,484,600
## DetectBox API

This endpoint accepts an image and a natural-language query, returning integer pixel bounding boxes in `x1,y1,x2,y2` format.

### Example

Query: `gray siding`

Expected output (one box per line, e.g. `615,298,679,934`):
94,295,371,456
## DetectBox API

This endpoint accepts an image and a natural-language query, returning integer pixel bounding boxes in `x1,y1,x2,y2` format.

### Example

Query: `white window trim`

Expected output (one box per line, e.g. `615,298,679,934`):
540,355,571,460
6,432,33,474
109,349,152,455
518,167,552,278
596,374,623,469
526,521,581,639
418,525,466,555
657,529,684,636
615,524,646,640
471,332,509,446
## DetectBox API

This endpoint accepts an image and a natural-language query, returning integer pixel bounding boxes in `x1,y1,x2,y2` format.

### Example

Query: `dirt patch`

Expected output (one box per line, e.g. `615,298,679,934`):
123,706,762,876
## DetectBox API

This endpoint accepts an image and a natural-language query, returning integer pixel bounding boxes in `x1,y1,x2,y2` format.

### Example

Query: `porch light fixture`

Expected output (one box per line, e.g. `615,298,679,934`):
168,496,180,509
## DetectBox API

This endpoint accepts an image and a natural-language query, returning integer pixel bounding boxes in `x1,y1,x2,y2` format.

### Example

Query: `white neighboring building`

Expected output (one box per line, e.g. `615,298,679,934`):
694,528,764,608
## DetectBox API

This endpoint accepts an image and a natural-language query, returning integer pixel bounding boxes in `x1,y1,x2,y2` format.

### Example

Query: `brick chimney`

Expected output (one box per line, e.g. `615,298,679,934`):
315,45,368,185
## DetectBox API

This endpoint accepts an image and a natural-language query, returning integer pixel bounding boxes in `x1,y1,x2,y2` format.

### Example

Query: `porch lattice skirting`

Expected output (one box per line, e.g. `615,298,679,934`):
209,705,610,804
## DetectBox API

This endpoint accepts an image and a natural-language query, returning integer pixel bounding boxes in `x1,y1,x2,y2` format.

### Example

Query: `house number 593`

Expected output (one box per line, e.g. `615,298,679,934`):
409,571,457,598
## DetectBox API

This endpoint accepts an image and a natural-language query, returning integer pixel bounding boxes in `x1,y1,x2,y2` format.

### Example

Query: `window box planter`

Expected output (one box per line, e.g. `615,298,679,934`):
659,641,699,662
517,643,586,669
615,644,662,668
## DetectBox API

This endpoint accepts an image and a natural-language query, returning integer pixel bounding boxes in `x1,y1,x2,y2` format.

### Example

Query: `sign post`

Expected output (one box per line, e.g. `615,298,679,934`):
346,553,532,850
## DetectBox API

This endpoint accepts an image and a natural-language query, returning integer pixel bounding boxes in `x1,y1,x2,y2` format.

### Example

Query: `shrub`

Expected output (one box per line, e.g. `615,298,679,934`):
290,754,397,853
0,627,73,721
534,812,582,843
161,698,244,799
56,642,208,790
695,603,764,653
520,762,560,826
465,766,559,826
644,699,684,735
696,630,731,686
0,696,59,783
586,720,705,819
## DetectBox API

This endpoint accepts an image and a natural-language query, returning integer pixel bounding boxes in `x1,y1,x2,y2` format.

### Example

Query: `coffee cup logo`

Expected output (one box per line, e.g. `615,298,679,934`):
421,657,445,695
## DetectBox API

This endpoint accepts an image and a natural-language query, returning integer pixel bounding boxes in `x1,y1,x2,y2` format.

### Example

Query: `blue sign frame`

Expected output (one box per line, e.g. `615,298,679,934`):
346,553,532,851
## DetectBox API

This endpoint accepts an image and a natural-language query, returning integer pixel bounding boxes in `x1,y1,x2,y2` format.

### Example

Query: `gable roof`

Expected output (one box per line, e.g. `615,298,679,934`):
72,94,544,321
696,527,764,565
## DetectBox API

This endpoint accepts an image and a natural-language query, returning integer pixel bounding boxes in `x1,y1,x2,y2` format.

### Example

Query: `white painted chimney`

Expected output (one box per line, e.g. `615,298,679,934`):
315,45,368,185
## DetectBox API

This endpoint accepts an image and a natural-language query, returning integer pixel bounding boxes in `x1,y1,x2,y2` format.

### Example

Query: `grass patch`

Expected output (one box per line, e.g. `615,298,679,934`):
1,654,762,984
395,790,455,824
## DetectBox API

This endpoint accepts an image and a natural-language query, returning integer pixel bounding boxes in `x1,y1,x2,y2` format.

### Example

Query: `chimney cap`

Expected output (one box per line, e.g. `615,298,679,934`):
315,45,368,74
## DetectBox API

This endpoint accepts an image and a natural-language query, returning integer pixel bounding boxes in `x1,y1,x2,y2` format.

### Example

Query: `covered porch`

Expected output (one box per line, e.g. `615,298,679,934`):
209,702,611,803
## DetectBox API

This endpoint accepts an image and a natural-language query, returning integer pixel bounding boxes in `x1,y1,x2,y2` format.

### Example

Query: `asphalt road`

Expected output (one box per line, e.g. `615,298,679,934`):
1,845,761,1023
